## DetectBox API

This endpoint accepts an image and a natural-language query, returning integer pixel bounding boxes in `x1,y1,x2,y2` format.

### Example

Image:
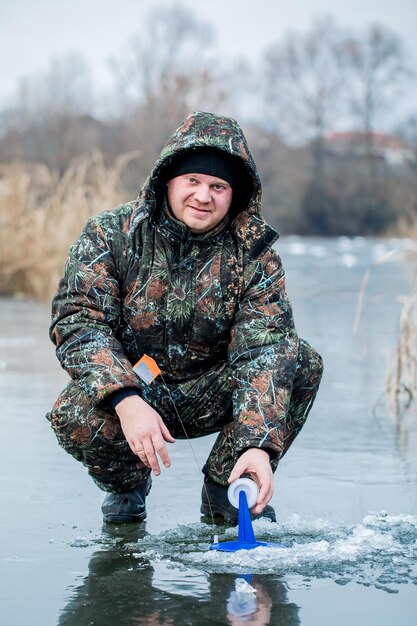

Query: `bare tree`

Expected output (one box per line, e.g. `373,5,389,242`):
343,24,415,163
16,53,93,117
111,4,213,103
0,54,98,169
109,3,228,170
261,16,350,232
262,16,348,145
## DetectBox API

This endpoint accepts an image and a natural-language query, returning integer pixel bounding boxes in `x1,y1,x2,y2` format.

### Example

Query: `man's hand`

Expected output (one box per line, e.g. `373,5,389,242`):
116,395,175,476
228,448,274,515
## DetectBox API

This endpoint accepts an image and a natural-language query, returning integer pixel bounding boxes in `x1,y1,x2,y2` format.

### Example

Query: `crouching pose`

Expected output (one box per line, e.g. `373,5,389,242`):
47,111,323,524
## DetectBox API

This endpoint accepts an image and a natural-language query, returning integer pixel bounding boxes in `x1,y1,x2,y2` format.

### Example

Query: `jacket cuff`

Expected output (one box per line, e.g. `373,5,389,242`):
108,387,140,410
237,445,280,462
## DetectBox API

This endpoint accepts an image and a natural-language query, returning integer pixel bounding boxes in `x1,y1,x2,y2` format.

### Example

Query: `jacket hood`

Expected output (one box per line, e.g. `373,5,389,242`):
131,111,278,255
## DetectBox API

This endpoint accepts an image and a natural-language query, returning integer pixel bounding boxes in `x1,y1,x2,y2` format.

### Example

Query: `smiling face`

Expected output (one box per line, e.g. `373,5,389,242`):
166,173,233,234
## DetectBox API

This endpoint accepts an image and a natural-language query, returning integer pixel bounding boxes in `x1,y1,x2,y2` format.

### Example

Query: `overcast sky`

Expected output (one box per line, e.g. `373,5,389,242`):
1,0,416,116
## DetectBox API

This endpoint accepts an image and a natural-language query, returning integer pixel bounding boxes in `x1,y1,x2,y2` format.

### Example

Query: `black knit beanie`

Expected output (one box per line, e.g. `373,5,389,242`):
165,148,241,188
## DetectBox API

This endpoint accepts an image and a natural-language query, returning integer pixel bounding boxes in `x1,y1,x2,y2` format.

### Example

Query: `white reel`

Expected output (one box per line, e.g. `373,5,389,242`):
227,478,259,509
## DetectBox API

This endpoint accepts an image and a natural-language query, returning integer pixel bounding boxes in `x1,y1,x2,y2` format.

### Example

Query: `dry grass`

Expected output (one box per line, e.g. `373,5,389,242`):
386,214,417,423
0,152,139,300
352,248,399,335
390,216,417,241
386,294,417,421
388,213,417,423
353,240,417,426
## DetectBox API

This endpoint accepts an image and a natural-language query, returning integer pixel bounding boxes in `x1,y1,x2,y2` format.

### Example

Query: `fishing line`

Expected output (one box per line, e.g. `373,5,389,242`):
159,372,217,527
133,354,219,530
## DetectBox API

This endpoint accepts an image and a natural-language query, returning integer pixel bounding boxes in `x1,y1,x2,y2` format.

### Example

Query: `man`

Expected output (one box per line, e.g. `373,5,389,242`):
47,111,323,524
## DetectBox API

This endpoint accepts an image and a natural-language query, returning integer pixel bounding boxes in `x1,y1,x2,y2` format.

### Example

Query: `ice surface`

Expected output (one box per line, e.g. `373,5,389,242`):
132,513,417,592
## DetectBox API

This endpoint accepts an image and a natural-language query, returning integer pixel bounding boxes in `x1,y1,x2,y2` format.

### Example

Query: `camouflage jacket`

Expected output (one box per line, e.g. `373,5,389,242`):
50,111,299,456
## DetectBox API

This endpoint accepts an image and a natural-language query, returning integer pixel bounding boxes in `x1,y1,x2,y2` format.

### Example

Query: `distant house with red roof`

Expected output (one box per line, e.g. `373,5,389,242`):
325,131,415,166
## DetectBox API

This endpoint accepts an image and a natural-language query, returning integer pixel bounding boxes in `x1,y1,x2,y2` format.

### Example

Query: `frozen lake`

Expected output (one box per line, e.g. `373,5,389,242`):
1,236,416,625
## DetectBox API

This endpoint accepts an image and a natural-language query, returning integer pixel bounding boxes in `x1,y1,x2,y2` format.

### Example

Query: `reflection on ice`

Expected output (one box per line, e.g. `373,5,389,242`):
337,236,355,250
286,242,307,255
133,513,417,592
338,253,357,268
278,236,414,270
309,245,327,257
151,560,210,598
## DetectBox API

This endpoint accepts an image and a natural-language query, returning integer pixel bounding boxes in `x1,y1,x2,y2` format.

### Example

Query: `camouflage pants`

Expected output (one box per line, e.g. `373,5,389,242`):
47,339,323,492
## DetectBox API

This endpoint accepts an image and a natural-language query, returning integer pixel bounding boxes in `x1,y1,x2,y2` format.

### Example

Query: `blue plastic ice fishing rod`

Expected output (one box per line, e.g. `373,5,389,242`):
210,478,284,552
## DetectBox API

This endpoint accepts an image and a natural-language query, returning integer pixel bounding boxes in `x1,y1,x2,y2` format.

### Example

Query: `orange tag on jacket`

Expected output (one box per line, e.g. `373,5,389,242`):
133,355,161,384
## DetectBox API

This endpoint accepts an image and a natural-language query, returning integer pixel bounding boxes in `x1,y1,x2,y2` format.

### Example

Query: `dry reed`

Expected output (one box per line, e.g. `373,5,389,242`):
388,210,417,421
353,243,417,425
389,215,417,241
0,151,140,300
352,248,399,335
386,293,417,420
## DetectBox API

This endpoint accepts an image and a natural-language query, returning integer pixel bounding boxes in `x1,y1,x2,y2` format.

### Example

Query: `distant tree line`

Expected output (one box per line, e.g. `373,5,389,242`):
0,5,416,236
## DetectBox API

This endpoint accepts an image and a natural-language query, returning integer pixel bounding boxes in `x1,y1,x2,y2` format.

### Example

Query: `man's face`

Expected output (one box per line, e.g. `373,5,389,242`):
167,173,233,234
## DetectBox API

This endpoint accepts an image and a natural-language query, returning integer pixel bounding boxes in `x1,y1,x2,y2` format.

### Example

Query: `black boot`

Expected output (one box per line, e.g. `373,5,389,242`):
200,475,276,525
102,476,151,523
